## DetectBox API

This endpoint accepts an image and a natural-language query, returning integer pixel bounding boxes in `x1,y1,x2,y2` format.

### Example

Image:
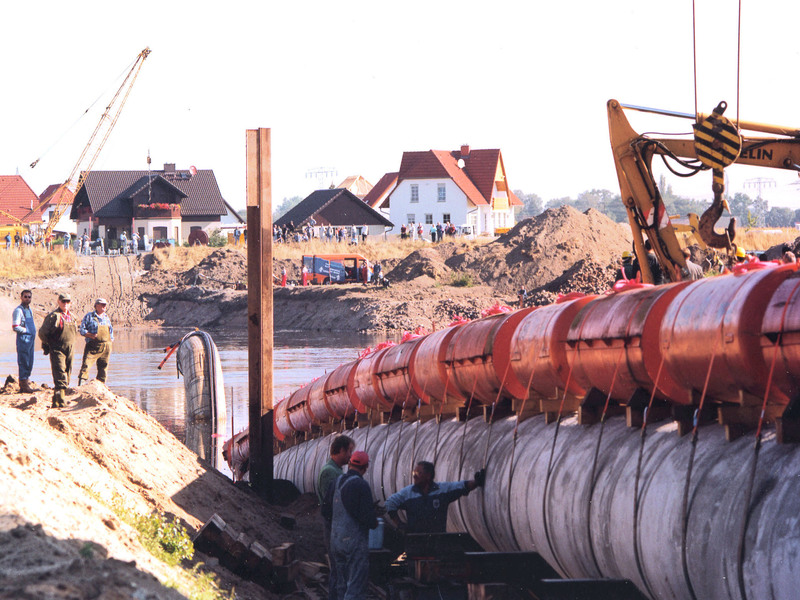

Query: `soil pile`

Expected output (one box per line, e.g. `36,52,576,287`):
0,380,324,599
387,207,632,301
182,248,248,288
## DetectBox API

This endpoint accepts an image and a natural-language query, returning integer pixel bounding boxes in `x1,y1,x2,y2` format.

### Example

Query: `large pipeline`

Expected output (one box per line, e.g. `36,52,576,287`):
274,416,800,600
264,264,800,599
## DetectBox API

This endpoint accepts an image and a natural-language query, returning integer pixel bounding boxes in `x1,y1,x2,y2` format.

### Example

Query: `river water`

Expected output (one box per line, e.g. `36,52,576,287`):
0,327,391,474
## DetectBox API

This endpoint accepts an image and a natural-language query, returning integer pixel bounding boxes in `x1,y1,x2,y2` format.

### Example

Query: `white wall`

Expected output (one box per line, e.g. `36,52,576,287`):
389,179,470,230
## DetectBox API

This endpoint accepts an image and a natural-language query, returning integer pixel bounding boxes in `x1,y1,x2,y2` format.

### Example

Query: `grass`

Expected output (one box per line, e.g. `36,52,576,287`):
82,488,232,600
150,245,216,272
0,246,76,279
449,273,474,287
737,227,798,252
676,227,797,253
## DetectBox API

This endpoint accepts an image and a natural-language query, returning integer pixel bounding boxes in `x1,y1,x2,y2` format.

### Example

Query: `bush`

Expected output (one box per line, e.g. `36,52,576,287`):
208,229,227,247
450,273,474,287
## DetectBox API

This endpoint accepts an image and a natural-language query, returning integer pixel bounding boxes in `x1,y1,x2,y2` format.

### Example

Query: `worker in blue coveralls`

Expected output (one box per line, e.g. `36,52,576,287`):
384,461,486,534
329,450,377,600
77,298,114,385
11,289,36,393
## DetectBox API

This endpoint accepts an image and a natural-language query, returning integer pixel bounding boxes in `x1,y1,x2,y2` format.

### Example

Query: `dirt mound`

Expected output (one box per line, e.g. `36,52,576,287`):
445,207,632,295
387,247,453,282
183,248,248,288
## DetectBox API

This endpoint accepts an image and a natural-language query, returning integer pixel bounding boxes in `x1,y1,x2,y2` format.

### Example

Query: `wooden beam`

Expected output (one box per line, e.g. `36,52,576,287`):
247,128,274,497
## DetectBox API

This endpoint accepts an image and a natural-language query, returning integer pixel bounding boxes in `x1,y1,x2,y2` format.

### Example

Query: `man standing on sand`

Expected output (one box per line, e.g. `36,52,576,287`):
12,289,36,393
317,435,354,600
38,293,78,408
78,298,114,386
329,451,378,600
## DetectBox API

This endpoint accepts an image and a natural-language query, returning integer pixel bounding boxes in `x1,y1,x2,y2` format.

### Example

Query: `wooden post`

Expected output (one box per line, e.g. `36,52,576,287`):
246,128,274,497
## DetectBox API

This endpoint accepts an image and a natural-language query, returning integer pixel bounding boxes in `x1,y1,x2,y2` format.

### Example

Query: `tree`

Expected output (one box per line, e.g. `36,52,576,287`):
273,196,304,220
766,206,795,228
513,189,543,219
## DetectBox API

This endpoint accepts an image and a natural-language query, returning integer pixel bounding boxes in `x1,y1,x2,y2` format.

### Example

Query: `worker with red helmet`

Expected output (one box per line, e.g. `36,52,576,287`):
327,450,378,600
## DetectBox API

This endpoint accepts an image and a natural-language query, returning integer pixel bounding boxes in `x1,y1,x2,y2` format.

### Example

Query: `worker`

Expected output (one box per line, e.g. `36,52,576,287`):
329,451,378,600
131,231,140,255
518,287,528,307
615,251,637,282
633,239,664,284
77,298,114,385
281,266,288,287
302,264,309,286
734,245,747,263
11,289,36,393
234,227,241,246
317,435,355,600
38,292,78,408
682,248,704,281
384,461,486,534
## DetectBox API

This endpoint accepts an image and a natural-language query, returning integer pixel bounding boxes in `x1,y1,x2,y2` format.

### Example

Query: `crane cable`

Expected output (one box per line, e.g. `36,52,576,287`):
29,54,141,169
692,0,744,127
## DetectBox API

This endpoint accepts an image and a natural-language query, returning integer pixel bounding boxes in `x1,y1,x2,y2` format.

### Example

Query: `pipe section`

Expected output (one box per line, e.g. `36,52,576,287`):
274,416,800,600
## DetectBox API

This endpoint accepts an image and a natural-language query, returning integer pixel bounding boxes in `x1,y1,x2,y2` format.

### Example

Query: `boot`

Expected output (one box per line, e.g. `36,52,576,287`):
19,379,33,394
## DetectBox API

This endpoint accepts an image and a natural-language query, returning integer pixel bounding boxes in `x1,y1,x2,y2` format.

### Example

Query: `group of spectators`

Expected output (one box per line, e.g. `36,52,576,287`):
4,231,48,249
615,239,799,285
274,221,369,245
399,221,457,242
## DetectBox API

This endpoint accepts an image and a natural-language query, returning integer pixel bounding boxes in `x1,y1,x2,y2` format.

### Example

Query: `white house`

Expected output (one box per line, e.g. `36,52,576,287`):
364,145,521,236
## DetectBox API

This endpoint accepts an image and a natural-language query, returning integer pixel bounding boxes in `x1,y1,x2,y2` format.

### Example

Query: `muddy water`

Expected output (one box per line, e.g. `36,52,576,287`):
0,327,390,457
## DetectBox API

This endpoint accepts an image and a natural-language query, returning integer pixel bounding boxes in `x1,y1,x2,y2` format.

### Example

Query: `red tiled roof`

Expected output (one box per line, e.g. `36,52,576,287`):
508,189,523,206
362,172,398,208
337,175,373,198
395,148,514,207
0,175,46,222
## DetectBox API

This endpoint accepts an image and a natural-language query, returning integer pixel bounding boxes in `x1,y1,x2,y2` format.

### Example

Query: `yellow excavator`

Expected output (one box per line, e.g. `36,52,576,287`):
608,98,800,283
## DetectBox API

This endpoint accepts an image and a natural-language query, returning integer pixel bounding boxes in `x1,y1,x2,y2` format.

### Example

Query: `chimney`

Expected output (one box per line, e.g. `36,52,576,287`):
163,163,176,172
460,144,470,159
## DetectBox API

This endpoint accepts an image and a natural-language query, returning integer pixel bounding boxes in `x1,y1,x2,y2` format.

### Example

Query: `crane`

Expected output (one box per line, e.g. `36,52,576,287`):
26,47,151,241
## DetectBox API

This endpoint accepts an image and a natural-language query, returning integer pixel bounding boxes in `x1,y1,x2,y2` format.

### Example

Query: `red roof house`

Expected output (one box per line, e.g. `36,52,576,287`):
379,146,521,236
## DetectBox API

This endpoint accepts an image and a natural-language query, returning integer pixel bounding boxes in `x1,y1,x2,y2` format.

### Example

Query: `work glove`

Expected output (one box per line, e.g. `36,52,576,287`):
474,468,486,488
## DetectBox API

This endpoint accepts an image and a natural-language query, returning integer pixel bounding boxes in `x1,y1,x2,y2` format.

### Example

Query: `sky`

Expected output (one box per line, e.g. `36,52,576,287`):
3,1,800,214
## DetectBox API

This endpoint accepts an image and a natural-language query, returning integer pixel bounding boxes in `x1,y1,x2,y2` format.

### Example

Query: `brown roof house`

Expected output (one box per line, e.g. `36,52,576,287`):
368,145,522,236
69,163,243,246
336,175,374,199
275,188,393,237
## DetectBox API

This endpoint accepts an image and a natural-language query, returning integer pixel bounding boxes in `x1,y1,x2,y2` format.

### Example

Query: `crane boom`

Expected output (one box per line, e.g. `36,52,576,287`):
29,47,151,239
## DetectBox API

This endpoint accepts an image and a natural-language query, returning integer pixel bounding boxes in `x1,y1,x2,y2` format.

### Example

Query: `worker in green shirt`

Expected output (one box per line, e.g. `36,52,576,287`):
317,434,354,600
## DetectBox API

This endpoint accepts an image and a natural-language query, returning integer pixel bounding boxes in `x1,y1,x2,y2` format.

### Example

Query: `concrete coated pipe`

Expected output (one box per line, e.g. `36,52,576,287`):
274,416,800,600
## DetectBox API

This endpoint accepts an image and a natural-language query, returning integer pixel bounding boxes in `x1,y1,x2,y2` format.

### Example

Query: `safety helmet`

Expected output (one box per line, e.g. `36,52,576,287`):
622,251,632,260
735,246,746,258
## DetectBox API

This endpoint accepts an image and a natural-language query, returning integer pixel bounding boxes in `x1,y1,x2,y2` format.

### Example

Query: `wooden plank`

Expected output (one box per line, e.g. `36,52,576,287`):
246,128,274,496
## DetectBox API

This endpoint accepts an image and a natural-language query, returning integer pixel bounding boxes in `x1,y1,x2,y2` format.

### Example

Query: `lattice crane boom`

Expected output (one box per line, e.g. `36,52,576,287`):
30,47,151,239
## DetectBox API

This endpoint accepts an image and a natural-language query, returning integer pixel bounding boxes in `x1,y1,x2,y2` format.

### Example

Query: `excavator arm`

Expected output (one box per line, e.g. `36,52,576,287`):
608,99,800,283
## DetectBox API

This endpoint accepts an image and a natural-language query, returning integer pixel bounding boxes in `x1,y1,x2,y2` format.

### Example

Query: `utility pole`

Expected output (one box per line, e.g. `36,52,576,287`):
246,128,274,498
744,177,776,200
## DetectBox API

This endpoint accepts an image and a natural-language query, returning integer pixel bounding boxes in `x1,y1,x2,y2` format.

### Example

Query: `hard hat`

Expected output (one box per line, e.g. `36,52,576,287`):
349,451,370,468
735,246,746,258
622,251,632,259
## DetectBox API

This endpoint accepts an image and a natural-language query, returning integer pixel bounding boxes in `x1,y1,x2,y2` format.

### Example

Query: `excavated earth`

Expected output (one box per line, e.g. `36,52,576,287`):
0,207,634,333
0,380,326,599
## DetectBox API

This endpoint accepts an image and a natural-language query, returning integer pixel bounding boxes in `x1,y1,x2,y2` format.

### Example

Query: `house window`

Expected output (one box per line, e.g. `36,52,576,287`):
425,214,433,224
407,213,416,224
153,226,168,241
438,184,446,202
410,184,419,203
442,213,451,224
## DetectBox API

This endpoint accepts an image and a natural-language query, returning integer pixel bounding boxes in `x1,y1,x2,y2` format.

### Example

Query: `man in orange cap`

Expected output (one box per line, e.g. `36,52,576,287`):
329,450,378,600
